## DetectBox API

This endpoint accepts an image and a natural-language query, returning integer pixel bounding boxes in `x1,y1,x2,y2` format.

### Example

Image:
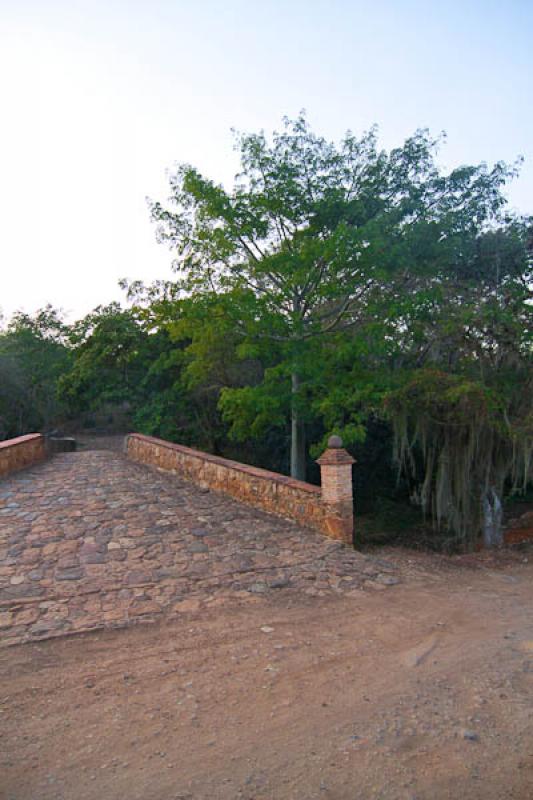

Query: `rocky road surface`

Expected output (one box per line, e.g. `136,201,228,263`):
0,444,398,646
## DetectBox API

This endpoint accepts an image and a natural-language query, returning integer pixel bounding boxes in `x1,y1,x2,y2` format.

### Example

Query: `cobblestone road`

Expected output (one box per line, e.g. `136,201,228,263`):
0,448,398,645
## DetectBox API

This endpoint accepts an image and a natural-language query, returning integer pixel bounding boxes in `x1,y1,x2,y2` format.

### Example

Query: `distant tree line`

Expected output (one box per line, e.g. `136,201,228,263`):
1,116,531,550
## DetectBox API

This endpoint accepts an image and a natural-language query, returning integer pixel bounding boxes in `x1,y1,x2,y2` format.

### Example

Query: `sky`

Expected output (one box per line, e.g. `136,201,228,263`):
0,0,532,322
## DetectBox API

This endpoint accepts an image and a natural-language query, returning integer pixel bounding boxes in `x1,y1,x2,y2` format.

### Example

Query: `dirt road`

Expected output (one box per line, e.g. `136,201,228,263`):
1,552,532,800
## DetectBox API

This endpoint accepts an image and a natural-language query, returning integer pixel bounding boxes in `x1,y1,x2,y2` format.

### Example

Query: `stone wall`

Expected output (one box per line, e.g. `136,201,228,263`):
0,434,46,478
126,433,354,543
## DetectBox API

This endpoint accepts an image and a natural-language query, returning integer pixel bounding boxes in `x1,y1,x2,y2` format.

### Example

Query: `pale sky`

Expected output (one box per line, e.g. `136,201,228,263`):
0,0,531,322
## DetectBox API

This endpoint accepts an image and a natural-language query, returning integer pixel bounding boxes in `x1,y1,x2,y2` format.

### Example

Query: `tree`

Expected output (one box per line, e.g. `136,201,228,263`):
0,306,70,438
385,219,533,549
59,304,149,414
150,113,517,479
58,301,220,448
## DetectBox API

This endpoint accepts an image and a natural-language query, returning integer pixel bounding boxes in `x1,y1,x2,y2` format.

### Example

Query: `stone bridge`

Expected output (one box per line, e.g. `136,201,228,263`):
0,439,398,646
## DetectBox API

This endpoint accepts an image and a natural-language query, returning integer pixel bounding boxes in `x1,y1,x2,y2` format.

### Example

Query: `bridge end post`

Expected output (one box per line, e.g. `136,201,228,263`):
316,435,355,545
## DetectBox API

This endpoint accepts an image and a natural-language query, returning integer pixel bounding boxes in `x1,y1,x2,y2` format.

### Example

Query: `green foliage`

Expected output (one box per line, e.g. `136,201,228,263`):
386,360,532,549
219,366,291,441
150,113,518,341
58,303,207,444
3,116,531,551
0,306,71,438
59,304,148,412
149,113,522,481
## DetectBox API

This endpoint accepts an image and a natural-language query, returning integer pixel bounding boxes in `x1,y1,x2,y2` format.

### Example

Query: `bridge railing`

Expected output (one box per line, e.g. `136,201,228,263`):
0,434,47,478
126,433,355,545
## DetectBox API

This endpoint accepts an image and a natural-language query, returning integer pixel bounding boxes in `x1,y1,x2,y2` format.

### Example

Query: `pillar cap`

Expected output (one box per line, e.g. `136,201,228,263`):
316,446,355,466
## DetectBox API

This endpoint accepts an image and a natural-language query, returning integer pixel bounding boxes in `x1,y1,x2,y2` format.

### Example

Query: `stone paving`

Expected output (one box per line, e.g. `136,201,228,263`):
0,448,399,645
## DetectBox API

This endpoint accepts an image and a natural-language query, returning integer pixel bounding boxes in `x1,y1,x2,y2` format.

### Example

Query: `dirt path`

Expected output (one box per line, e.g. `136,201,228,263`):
1,554,532,800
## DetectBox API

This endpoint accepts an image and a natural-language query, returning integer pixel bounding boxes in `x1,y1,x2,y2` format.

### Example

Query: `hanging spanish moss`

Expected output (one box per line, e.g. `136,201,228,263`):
386,370,533,551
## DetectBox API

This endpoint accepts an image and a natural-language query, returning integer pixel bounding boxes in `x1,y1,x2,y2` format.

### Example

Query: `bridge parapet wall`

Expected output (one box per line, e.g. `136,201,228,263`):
126,433,355,544
0,434,46,478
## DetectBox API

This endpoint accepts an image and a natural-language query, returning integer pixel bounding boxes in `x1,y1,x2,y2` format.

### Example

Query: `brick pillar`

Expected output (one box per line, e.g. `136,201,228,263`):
316,435,355,545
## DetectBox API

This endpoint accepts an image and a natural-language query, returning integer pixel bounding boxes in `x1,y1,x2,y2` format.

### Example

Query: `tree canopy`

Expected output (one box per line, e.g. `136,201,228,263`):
2,115,531,551
148,113,525,484
0,306,70,438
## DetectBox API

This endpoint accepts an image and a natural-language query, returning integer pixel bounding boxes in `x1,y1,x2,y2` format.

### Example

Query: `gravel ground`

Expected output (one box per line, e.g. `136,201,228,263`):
1,552,532,799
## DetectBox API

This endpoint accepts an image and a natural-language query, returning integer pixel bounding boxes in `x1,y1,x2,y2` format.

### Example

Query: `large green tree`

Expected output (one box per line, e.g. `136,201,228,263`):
150,114,517,479
385,219,533,549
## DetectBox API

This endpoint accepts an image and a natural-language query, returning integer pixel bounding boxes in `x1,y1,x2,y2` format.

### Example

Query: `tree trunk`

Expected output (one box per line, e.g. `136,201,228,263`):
482,487,503,548
290,371,306,480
